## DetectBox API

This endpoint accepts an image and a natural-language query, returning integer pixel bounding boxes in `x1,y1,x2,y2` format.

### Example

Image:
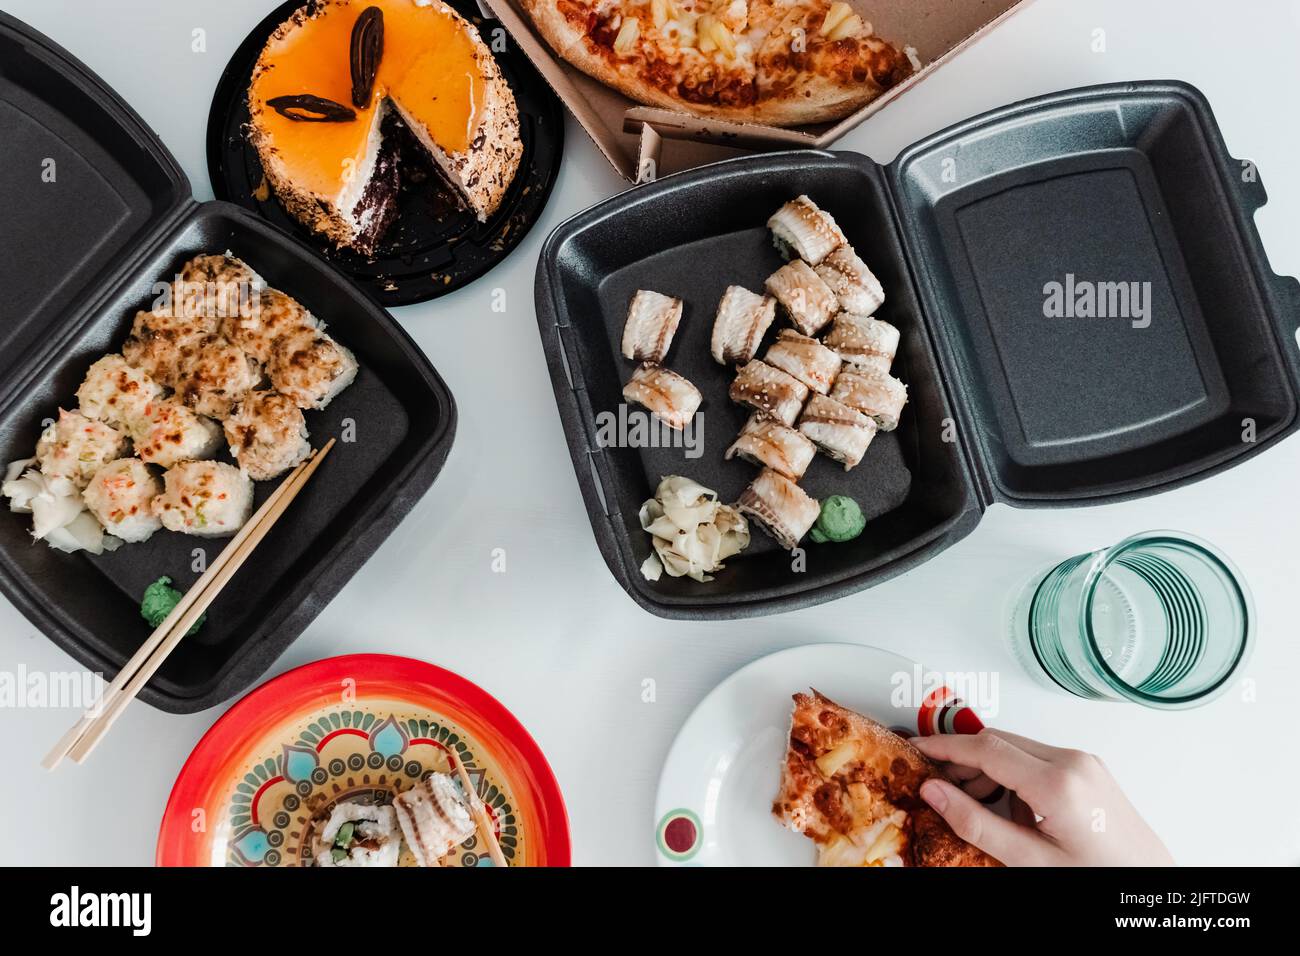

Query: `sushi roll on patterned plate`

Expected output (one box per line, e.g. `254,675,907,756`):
729,360,809,427
157,655,570,867
622,289,684,364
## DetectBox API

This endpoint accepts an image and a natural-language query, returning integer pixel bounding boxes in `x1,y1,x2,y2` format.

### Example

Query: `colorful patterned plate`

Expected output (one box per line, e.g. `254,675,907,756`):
158,654,570,866
653,643,991,866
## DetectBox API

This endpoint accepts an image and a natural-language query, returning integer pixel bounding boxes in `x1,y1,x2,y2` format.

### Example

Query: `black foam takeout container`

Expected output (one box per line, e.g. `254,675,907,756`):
0,13,456,711
536,81,1300,619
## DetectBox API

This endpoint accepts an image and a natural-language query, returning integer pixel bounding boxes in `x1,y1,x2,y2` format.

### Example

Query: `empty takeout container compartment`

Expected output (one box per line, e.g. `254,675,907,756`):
480,0,1030,181
536,81,1300,619
0,13,456,711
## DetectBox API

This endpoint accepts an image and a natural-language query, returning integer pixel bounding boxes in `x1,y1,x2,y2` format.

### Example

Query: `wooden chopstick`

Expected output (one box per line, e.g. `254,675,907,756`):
453,754,508,867
42,440,334,770
66,439,336,764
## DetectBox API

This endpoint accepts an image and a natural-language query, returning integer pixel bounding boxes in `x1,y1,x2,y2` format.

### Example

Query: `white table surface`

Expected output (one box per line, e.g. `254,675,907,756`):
1,0,1298,867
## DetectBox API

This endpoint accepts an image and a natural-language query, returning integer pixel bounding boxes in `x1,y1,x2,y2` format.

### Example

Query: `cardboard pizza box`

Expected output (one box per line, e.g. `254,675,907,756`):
478,0,1030,181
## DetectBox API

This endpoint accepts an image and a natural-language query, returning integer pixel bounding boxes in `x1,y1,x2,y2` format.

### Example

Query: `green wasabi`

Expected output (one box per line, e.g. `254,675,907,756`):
809,495,866,544
140,576,205,637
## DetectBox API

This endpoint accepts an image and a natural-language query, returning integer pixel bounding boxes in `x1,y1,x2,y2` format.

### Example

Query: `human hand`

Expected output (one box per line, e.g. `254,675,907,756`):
910,729,1174,867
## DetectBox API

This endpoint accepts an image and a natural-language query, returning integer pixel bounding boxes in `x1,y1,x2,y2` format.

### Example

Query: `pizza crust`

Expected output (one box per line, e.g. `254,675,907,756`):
774,690,1001,867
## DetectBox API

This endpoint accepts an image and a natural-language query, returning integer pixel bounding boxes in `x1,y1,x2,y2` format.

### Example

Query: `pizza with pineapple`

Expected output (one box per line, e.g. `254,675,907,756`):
520,0,917,125
774,691,1001,866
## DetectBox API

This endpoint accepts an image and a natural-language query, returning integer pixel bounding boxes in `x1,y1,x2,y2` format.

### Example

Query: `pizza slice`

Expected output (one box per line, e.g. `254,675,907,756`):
773,690,1001,867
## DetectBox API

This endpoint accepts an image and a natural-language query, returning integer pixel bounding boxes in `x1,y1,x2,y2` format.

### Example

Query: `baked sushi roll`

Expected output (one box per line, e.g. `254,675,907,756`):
170,253,265,321
768,195,846,266
312,800,401,868
765,259,839,337
798,394,878,469
726,414,816,481
622,289,683,364
76,355,164,429
151,460,253,537
622,364,702,430
394,773,477,867
729,360,810,427
823,312,900,373
175,335,263,420
266,329,358,410
224,390,311,481
122,313,212,389
35,409,130,493
82,458,163,543
763,329,842,395
129,398,222,469
815,246,885,316
736,467,821,551
711,285,776,365
221,288,321,365
830,367,909,431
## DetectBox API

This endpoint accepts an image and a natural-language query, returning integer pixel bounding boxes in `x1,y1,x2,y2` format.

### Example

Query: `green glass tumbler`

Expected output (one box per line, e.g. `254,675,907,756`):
1010,531,1253,709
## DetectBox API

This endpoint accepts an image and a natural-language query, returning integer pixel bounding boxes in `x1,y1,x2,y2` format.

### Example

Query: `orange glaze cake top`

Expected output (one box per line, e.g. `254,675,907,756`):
249,0,487,200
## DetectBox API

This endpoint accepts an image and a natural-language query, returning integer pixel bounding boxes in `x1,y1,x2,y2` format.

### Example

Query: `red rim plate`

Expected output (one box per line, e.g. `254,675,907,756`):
157,653,570,866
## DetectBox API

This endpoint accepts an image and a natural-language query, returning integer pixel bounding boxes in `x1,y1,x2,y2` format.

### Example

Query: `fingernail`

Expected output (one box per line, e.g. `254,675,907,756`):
920,778,948,812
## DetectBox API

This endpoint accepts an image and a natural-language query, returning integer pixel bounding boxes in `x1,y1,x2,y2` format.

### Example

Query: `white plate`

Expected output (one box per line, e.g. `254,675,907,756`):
653,643,975,866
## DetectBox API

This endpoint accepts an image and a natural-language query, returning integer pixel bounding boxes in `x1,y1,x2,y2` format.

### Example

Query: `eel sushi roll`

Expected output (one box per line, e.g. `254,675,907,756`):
814,246,886,316
765,259,839,337
711,285,776,365
151,460,253,537
129,398,222,469
622,364,702,430
224,390,311,481
312,800,401,867
75,355,164,429
829,367,909,432
175,335,263,420
82,458,163,543
221,287,322,364
822,313,899,373
725,414,816,481
35,409,130,493
394,773,477,867
621,289,683,364
763,329,842,395
798,394,878,470
735,468,821,551
767,195,846,266
266,329,358,410
729,360,809,427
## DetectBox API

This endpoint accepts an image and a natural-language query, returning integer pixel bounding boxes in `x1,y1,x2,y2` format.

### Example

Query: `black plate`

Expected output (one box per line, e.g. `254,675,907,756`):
536,83,1300,620
207,0,564,307
0,12,456,712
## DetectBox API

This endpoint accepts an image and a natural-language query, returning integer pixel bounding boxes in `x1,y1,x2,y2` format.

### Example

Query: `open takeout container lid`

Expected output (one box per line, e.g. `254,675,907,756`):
0,12,457,711
536,80,1300,619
